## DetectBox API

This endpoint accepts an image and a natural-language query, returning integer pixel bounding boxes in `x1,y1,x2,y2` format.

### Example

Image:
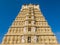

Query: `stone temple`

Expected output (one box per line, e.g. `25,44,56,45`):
1,4,59,45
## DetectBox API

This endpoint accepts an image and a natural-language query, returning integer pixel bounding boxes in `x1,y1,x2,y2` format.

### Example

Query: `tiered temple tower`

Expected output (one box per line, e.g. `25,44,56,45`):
2,4,58,45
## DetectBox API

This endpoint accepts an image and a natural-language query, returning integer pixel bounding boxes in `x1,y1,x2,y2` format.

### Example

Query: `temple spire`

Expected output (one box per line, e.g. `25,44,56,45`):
1,4,58,45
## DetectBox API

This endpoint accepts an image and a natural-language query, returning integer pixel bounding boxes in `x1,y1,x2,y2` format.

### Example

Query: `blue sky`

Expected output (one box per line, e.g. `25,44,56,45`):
0,0,60,44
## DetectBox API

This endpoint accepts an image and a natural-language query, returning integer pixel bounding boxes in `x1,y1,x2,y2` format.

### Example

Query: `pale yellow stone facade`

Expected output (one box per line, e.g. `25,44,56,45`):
1,4,59,45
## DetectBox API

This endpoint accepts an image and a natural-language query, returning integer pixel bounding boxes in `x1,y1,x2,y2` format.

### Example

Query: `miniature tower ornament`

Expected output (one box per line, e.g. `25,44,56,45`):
2,4,58,45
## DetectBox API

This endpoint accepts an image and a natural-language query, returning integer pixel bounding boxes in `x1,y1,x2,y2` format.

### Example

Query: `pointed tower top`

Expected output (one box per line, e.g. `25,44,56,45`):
22,4,40,10
23,4,39,6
